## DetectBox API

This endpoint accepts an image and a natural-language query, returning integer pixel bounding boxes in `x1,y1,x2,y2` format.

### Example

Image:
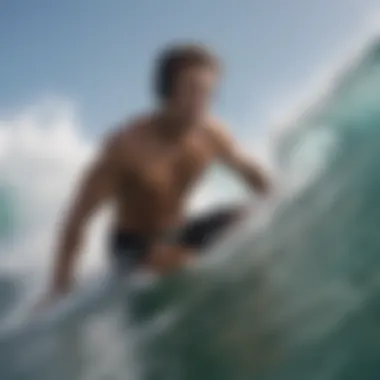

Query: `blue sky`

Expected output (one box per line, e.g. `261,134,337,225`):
0,0,378,138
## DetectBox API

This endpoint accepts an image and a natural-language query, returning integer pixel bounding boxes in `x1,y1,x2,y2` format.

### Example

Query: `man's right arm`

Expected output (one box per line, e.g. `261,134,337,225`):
49,133,122,299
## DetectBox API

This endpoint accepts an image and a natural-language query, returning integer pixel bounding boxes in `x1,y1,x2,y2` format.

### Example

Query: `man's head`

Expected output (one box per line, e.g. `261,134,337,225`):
154,43,221,122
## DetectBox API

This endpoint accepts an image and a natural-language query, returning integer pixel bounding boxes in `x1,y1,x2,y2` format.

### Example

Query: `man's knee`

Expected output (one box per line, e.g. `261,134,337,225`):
222,203,248,222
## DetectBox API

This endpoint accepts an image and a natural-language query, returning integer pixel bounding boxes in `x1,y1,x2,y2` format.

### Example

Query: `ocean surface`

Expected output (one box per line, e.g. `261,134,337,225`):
1,36,380,380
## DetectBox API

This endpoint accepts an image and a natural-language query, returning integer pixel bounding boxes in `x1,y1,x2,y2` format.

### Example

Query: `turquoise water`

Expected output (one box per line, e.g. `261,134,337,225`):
0,185,16,242
1,38,380,379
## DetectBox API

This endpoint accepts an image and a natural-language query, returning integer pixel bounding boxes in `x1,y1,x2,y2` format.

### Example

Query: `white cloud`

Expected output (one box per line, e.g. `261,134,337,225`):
0,100,107,282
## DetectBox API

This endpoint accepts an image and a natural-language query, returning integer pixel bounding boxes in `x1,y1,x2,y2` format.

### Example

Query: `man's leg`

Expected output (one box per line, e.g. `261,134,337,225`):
178,203,247,252
143,204,247,274
145,243,194,274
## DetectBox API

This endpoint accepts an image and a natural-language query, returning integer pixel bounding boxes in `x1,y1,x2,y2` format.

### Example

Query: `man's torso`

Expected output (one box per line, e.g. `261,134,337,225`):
112,115,219,236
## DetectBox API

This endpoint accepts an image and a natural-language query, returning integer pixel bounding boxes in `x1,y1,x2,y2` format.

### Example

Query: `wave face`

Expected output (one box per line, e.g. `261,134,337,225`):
0,185,16,242
1,38,380,379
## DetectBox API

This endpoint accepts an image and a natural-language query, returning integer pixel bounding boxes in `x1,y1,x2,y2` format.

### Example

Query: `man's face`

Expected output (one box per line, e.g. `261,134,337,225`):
170,66,218,121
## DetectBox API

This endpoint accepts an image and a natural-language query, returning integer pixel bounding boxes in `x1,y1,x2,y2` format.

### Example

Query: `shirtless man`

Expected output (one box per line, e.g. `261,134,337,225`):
44,44,271,304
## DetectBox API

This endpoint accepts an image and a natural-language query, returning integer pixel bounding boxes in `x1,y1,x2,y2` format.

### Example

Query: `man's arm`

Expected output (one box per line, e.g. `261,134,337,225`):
49,134,121,298
209,121,271,195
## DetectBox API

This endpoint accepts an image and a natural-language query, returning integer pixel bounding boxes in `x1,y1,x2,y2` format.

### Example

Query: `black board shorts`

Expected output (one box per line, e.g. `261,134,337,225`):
109,205,243,272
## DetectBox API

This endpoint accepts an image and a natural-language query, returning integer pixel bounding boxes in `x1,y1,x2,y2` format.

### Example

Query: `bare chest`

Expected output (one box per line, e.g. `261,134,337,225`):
121,134,216,201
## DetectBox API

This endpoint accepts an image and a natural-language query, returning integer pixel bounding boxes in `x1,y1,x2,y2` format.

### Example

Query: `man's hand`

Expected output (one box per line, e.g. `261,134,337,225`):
32,291,61,315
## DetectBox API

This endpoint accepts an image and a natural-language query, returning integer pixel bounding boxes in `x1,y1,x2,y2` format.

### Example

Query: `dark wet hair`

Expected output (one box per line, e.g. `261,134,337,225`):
154,43,220,101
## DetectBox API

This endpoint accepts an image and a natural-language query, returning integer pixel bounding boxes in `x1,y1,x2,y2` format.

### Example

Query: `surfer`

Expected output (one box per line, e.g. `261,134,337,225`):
41,43,271,306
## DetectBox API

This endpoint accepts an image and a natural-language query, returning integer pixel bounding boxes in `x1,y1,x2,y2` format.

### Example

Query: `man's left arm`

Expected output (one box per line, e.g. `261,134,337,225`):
209,121,271,195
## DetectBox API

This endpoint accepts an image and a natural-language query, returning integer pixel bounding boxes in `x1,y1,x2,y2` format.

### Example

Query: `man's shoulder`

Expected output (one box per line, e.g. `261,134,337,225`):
202,115,230,141
103,112,153,150
200,116,239,156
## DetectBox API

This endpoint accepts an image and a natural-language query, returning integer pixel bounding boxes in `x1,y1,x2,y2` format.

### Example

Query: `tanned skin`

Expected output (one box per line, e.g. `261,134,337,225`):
42,57,271,307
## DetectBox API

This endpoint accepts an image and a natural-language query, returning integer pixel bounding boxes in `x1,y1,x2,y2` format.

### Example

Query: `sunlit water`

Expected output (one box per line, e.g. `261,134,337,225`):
1,37,380,380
